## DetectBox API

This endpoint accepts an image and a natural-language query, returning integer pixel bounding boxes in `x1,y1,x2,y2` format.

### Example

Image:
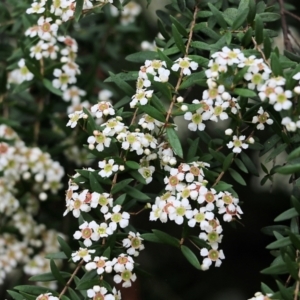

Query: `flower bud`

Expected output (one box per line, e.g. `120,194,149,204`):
181,105,188,111
225,128,233,135
294,86,300,94
248,137,255,144
177,96,184,103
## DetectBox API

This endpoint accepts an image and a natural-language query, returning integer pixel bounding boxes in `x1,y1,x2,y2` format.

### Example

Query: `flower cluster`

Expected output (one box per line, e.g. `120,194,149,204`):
0,125,64,285
150,161,243,270
110,0,142,25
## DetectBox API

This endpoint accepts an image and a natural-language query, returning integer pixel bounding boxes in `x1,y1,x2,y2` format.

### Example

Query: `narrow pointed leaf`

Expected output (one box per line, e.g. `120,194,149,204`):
166,127,183,158
255,15,264,45
208,3,227,29
152,229,180,248
172,24,186,54
50,259,66,285
181,245,202,270
111,179,134,194
274,208,298,221
74,0,84,22
228,168,246,185
57,235,72,258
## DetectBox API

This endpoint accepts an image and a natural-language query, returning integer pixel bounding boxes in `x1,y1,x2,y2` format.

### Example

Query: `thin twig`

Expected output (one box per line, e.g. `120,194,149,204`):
278,0,293,52
59,260,84,299
165,5,199,124
294,250,300,300
284,9,300,23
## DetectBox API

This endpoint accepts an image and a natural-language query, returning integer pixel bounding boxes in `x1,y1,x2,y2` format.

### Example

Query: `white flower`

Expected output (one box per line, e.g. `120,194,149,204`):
171,57,198,75
64,189,91,218
66,110,87,128
85,256,113,274
73,221,94,247
252,107,273,130
87,285,114,300
98,159,119,178
53,68,76,91
17,59,34,82
91,101,115,118
138,165,155,184
36,293,59,300
122,231,145,257
184,111,205,131
26,1,46,14
71,248,95,262
37,17,58,41
281,117,297,132
168,198,193,225
105,205,130,231
90,221,113,240
130,89,153,108
188,207,214,230
87,132,111,152
90,192,113,213
225,128,233,135
200,245,225,270
63,86,86,102
113,270,137,288
269,87,293,111
227,135,248,153
112,254,134,272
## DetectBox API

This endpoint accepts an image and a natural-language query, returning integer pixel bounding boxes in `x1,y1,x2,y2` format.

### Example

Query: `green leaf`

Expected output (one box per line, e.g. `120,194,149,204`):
208,148,225,163
291,196,300,215
276,164,300,175
14,285,56,295
260,134,281,156
111,178,134,194
125,161,140,170
114,193,126,205
89,172,104,193
223,152,234,171
106,72,135,95
166,127,183,158
181,245,202,270
12,80,33,94
228,168,246,186
172,24,186,54
126,51,157,63
43,78,63,97
274,208,299,222
233,88,256,98
29,272,71,282
261,263,288,275
266,236,292,249
170,15,188,37
197,11,213,18
82,107,97,135
261,225,289,236
241,28,253,47
270,52,283,76
152,229,180,248
179,71,206,89
140,233,161,243
76,278,101,290
234,158,248,173
45,251,68,259
50,259,66,285
188,235,210,249
263,36,272,59
123,185,150,200
288,231,300,250
232,7,249,30
57,235,72,258
265,143,287,163
208,3,228,29
67,287,81,300
277,280,293,300
247,0,256,23
129,170,147,185
213,181,233,192
151,80,172,100
177,0,186,12
284,50,300,63
74,0,84,21
151,94,167,114
287,147,300,161
240,152,259,176
191,41,216,51
7,291,25,300
255,15,264,45
186,138,199,162
259,12,280,22
261,282,274,295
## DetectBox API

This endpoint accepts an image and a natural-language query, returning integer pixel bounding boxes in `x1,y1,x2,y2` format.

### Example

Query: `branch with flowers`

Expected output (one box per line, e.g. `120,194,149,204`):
3,0,300,299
